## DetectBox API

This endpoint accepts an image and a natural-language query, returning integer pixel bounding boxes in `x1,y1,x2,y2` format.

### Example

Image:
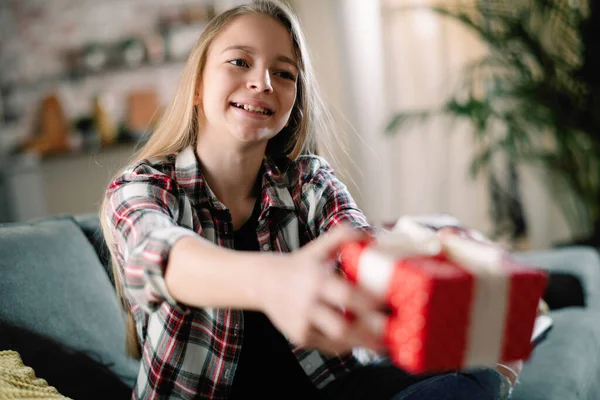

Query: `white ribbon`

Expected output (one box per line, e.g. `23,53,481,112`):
442,234,509,366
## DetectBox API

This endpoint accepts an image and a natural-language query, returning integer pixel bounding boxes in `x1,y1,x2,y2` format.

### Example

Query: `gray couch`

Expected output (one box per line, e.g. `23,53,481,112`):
0,215,599,399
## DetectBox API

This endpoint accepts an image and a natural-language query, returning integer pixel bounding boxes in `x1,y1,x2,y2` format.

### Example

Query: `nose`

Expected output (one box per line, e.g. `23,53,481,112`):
247,69,273,93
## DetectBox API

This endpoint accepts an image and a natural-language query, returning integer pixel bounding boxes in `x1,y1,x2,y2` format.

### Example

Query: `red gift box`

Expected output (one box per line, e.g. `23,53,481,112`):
340,232,548,374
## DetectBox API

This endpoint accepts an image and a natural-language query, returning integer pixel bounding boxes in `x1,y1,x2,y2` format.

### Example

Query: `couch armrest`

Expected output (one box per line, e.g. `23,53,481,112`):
513,246,600,310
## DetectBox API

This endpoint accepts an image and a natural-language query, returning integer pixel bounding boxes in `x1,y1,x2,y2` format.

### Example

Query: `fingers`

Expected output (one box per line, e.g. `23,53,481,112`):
306,328,354,356
309,301,383,345
310,303,350,342
309,290,386,354
306,318,385,356
318,274,383,315
311,272,387,351
308,223,370,261
353,312,387,345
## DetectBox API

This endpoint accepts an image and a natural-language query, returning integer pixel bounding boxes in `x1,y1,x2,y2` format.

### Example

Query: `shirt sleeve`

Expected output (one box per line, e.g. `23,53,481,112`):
103,163,197,314
299,156,377,238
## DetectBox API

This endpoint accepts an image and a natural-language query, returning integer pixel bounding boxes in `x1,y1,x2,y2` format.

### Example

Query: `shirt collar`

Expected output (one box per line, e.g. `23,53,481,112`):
174,146,295,214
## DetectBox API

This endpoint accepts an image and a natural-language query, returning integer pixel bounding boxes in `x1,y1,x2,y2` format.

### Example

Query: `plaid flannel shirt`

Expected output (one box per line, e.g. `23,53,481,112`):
104,146,376,399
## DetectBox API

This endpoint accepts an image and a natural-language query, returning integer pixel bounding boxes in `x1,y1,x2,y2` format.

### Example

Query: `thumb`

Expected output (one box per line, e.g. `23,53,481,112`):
309,223,369,261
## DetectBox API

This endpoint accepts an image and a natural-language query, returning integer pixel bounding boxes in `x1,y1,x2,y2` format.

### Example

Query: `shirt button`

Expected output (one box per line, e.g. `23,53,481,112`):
262,243,270,251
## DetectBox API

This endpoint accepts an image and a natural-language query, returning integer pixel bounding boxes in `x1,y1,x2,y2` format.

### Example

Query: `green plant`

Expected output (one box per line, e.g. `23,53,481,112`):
386,0,600,244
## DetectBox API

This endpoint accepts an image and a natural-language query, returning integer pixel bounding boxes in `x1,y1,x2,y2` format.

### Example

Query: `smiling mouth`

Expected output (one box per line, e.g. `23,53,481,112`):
230,102,274,116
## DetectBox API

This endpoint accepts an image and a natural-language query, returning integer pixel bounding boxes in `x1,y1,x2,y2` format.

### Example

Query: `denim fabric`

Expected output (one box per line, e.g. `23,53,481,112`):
392,368,505,400
320,360,506,400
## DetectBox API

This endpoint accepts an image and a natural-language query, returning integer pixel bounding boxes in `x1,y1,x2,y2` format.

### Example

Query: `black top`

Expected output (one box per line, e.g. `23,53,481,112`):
228,201,318,398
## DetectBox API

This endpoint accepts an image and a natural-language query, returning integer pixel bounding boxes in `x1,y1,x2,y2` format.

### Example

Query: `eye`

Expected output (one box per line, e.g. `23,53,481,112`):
275,70,296,81
229,59,249,68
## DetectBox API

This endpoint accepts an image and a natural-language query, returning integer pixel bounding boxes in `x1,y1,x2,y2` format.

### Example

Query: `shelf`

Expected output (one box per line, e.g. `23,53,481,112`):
40,140,140,161
3,58,187,92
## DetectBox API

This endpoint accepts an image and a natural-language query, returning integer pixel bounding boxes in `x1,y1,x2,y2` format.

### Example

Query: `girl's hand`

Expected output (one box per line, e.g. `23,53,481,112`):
260,223,387,356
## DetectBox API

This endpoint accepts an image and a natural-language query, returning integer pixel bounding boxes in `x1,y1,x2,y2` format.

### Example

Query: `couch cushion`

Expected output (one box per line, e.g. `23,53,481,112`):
73,214,113,284
543,272,585,310
0,216,139,399
512,308,600,400
514,247,600,310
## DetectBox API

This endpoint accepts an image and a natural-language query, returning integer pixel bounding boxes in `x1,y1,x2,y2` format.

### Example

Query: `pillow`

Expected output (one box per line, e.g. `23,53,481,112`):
0,217,139,399
544,272,585,310
73,214,113,284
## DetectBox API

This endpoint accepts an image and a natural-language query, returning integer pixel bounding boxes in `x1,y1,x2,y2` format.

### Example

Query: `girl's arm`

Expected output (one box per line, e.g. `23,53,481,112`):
166,224,387,355
165,236,281,310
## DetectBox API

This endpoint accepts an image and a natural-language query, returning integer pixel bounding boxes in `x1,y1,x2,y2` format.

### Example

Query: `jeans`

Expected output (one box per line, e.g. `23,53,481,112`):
319,361,507,400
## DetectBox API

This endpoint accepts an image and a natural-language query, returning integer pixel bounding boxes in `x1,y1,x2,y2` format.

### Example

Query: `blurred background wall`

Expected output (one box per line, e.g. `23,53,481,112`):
0,0,247,220
0,0,579,250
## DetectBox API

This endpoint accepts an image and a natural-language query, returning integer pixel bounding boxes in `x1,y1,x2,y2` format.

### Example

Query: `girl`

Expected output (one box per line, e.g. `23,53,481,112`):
101,1,519,398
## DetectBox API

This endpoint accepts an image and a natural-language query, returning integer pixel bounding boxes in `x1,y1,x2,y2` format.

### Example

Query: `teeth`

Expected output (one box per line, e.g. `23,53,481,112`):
234,102,271,115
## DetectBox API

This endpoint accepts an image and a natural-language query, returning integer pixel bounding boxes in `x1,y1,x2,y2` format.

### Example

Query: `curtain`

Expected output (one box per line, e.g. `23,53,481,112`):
379,0,494,233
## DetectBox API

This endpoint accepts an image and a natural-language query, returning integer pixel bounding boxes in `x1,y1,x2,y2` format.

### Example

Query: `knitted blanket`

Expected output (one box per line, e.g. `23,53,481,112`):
0,351,68,399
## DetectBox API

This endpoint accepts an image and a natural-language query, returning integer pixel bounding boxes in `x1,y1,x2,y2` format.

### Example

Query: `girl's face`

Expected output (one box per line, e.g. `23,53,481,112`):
197,14,298,149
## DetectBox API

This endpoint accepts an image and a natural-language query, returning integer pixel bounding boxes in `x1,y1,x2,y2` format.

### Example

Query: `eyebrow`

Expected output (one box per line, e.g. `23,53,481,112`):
221,45,298,69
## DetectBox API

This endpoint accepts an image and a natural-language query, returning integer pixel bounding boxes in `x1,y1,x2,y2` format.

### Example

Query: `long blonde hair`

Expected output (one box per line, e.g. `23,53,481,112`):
100,0,334,359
